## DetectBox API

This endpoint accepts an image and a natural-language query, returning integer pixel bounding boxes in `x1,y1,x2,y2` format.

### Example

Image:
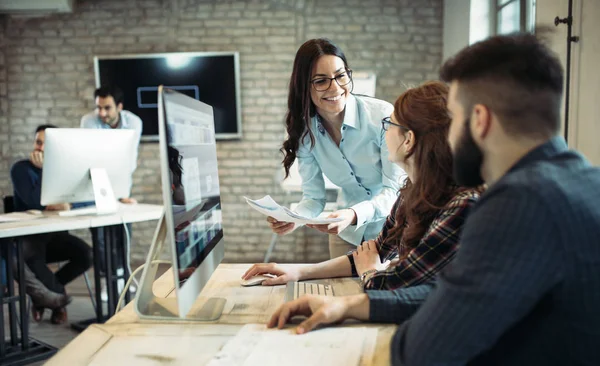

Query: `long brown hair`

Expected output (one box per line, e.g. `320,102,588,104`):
280,38,350,178
387,81,457,254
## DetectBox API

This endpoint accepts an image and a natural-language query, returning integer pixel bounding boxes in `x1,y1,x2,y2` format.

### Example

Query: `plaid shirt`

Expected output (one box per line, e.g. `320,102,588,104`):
348,188,480,290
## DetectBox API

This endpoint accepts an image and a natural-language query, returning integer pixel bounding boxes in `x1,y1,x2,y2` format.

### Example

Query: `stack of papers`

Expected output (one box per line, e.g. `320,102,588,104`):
207,323,377,366
244,195,343,225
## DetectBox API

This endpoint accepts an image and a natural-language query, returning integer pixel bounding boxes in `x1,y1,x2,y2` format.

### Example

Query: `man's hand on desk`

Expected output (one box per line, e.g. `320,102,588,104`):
242,263,302,285
119,197,138,204
45,203,71,211
268,294,370,334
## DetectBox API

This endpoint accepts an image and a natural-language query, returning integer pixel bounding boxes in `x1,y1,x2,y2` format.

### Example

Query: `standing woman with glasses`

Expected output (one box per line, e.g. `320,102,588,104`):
266,38,406,259
244,81,481,291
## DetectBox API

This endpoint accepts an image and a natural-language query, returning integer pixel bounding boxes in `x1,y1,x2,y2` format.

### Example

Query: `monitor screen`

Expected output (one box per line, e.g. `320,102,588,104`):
162,88,224,284
95,52,241,141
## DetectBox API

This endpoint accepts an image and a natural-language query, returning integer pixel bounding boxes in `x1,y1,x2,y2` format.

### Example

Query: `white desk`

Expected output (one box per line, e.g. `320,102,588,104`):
0,203,163,365
47,264,396,365
0,203,163,239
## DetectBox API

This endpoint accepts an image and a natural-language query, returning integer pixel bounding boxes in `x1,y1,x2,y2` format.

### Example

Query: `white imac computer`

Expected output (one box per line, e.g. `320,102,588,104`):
135,86,226,321
41,128,136,215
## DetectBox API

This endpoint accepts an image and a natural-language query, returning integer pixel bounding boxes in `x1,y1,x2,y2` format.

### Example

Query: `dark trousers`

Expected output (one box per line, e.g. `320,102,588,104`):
22,232,92,294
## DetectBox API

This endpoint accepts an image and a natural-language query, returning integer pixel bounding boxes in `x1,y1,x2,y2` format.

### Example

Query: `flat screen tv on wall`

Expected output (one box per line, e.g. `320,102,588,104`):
94,52,242,141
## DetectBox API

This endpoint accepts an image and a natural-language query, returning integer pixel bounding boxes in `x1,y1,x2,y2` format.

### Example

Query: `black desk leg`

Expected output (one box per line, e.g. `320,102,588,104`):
105,225,129,316
6,244,21,348
71,229,106,332
1,245,6,358
104,226,115,317
16,243,28,352
0,241,56,365
93,229,104,324
72,225,130,332
120,226,131,305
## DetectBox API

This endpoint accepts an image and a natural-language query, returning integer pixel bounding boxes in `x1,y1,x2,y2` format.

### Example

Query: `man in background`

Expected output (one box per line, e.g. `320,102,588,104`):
10,124,92,324
81,84,143,300
81,84,143,182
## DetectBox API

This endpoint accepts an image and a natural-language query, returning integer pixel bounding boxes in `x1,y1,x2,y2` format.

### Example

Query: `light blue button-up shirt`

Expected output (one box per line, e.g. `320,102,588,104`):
80,110,143,172
294,94,407,245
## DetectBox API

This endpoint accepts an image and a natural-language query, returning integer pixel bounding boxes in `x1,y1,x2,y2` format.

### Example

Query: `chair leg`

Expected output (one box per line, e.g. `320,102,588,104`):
83,272,96,310
264,233,278,263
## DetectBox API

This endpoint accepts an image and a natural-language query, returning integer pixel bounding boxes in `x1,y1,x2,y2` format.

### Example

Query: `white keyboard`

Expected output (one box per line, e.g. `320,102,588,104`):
58,207,98,217
284,281,335,302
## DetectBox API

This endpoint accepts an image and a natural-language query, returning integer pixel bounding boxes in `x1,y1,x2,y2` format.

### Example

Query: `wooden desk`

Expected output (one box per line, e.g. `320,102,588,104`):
48,264,397,365
0,203,163,365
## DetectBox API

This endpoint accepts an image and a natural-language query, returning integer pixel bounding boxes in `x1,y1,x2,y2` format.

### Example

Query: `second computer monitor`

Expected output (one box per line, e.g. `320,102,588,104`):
41,128,136,207
159,87,224,318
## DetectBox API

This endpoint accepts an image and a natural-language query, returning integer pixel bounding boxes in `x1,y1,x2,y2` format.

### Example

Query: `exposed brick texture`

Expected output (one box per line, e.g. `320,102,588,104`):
0,0,443,265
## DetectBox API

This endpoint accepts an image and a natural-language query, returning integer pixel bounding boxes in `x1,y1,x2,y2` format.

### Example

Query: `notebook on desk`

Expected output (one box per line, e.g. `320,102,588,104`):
207,323,377,366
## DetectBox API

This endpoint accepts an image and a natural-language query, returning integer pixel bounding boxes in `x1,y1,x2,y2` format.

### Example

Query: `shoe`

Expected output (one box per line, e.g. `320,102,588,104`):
50,307,68,325
31,306,44,322
17,262,72,309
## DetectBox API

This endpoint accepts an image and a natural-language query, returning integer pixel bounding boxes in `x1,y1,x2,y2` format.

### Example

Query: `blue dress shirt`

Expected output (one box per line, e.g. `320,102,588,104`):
294,94,407,245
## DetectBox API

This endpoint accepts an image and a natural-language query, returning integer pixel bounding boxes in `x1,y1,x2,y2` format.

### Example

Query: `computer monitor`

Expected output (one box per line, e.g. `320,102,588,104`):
135,86,226,321
41,128,136,214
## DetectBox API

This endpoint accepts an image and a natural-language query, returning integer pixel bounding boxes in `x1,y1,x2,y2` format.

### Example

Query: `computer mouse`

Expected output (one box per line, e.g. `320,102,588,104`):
26,209,43,216
240,275,272,287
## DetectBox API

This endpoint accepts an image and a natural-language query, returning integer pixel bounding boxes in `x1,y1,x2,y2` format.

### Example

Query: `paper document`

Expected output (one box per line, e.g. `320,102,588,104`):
0,212,44,223
244,195,343,225
207,323,377,366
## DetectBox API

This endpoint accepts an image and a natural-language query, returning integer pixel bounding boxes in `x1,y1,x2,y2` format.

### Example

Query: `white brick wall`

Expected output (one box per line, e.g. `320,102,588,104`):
0,0,443,265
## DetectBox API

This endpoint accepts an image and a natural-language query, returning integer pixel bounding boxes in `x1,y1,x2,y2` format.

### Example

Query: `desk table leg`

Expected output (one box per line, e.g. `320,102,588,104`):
0,240,56,365
120,226,131,305
72,225,129,331
0,245,6,358
3,243,21,348
16,244,28,352
104,226,116,317
93,228,104,324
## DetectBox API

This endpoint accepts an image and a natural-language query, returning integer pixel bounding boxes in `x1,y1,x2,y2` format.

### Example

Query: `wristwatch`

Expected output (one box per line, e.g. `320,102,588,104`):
360,269,378,285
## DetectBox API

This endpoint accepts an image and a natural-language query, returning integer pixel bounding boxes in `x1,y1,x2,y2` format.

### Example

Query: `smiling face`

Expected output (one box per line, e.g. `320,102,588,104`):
95,95,122,127
309,55,351,121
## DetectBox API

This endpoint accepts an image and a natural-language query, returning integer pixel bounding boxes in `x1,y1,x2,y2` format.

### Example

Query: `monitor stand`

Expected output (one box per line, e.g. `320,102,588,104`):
60,168,120,217
134,214,226,321
90,168,118,214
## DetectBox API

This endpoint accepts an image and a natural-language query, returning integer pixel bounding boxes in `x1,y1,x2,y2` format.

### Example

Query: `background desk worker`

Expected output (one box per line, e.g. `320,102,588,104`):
10,124,92,324
80,84,142,297
270,38,405,258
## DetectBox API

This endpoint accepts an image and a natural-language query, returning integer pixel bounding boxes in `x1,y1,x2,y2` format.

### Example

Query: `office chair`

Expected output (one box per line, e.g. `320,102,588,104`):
3,195,14,214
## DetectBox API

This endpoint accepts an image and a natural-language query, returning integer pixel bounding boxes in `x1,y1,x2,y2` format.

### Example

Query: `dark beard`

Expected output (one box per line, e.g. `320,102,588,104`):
452,118,485,187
